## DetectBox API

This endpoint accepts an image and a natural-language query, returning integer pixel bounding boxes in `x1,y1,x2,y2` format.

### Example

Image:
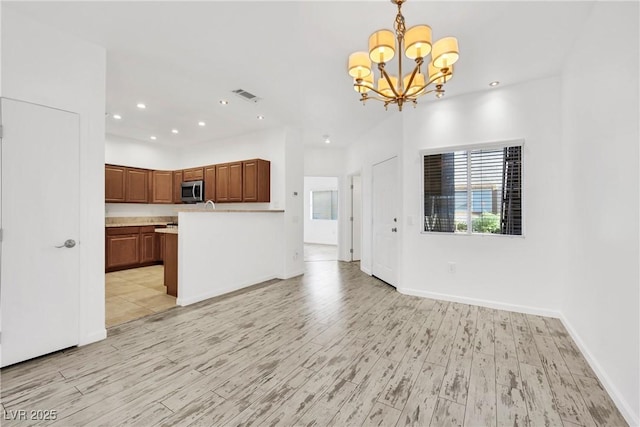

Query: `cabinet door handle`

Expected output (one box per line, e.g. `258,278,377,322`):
391,227,398,233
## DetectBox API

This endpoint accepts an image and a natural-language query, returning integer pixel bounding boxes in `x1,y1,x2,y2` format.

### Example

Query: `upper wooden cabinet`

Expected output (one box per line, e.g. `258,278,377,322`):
106,158,270,204
243,159,270,202
204,165,216,201
229,162,243,202
173,170,183,204
105,165,126,202
216,162,243,202
215,164,230,202
183,167,204,182
152,170,173,204
125,168,149,203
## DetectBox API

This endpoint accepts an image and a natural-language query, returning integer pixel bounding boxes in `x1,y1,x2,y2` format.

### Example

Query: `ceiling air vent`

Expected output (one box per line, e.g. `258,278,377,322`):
232,88,261,103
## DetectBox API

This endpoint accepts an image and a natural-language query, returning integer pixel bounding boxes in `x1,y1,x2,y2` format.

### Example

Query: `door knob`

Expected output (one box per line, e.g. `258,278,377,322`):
391,227,398,232
56,239,76,249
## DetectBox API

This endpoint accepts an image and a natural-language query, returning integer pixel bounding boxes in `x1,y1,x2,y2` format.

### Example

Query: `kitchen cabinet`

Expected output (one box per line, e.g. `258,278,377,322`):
243,159,270,202
105,165,126,202
229,162,243,202
154,232,165,262
152,170,173,204
183,167,204,182
140,226,156,264
173,170,183,204
204,165,216,201
106,227,140,270
105,225,166,272
216,162,243,202
215,163,230,202
163,233,178,297
105,158,270,204
125,168,149,203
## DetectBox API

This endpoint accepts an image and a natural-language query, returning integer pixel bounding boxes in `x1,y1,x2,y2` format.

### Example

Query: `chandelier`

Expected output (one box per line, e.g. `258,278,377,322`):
347,0,459,111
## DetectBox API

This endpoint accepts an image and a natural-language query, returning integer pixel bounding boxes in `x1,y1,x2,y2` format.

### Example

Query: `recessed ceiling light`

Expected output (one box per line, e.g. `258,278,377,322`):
219,100,229,105
137,103,146,109
171,129,179,134
322,134,331,144
489,81,500,87
198,121,206,127
112,114,122,120
257,115,264,120
150,136,157,140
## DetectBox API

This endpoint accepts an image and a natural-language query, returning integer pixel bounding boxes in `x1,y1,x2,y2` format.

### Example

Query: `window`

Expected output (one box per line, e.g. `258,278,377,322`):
422,143,522,235
311,190,338,220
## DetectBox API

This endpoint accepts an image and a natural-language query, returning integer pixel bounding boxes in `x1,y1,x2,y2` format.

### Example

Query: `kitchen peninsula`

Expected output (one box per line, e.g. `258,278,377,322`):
174,208,285,306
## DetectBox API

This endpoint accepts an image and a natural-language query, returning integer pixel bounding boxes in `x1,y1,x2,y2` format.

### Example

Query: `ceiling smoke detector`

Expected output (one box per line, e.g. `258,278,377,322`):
232,88,262,103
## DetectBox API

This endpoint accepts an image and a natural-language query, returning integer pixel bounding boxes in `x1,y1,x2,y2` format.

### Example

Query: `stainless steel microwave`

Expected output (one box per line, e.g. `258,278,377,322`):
181,180,204,203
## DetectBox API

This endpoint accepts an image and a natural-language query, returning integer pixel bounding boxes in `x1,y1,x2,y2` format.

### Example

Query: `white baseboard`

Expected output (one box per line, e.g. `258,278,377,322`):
78,328,107,346
361,266,372,276
397,287,561,318
559,314,639,427
177,275,278,306
280,270,305,280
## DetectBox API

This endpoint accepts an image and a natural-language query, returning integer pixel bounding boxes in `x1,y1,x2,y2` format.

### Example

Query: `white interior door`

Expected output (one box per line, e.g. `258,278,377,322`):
1,98,80,367
372,157,398,286
351,175,362,261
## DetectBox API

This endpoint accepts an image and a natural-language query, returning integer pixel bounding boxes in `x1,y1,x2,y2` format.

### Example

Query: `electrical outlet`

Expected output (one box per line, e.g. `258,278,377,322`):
448,262,456,273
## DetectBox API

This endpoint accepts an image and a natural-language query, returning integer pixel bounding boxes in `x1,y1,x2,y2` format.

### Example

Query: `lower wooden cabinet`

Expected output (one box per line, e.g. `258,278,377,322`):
106,226,166,272
105,227,140,270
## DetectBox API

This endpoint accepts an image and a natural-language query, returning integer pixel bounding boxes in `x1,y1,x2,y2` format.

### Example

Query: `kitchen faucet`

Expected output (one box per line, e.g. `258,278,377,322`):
204,199,216,210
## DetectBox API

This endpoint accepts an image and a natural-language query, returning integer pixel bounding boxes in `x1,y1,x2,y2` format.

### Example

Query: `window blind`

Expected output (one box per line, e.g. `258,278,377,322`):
423,144,522,235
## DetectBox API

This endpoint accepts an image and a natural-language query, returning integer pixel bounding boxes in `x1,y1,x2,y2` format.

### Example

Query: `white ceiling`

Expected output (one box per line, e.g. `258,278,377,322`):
6,1,594,148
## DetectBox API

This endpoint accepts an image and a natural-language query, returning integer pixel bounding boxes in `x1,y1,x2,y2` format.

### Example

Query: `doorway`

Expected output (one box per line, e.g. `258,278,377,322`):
303,176,339,262
372,157,399,287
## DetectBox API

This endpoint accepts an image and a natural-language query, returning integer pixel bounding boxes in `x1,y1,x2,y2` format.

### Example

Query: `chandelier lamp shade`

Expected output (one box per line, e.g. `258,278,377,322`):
347,0,460,111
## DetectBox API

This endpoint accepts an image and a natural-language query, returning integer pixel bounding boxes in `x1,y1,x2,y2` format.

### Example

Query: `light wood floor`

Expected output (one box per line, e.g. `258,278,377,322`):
105,265,176,327
1,261,627,426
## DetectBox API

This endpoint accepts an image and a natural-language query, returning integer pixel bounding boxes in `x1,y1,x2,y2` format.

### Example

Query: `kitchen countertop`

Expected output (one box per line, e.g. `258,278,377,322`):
177,209,285,213
105,215,178,228
106,221,173,228
155,228,178,234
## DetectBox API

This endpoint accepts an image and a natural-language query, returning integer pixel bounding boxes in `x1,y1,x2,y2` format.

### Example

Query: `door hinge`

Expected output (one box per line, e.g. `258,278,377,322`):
350,184,354,189
0,125,4,139
0,228,3,242
350,248,353,253
350,216,353,221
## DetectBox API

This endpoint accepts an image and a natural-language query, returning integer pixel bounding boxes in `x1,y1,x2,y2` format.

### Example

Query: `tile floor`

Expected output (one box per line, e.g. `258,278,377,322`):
105,265,176,327
304,243,338,261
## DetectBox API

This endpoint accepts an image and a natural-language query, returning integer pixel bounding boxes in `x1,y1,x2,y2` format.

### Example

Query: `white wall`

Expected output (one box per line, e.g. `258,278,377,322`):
178,212,284,305
106,133,179,171
401,77,564,315
1,7,106,345
560,2,639,424
282,128,305,278
304,176,338,245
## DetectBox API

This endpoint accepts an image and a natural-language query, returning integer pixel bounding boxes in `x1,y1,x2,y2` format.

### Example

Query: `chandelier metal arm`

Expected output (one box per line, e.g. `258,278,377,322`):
355,82,396,100
379,63,401,98
407,67,451,96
